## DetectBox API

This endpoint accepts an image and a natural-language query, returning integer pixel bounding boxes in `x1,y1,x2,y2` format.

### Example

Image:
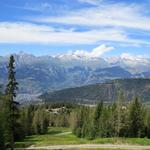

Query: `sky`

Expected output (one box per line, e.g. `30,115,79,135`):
0,0,150,57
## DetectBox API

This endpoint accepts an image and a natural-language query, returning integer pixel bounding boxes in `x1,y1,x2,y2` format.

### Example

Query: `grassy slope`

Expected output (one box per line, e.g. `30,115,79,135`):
15,127,150,148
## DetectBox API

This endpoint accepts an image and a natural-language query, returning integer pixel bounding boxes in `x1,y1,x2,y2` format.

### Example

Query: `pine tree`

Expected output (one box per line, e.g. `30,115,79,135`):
116,91,124,137
72,107,85,138
92,101,103,138
81,107,91,138
21,106,34,136
5,55,19,149
39,109,49,134
145,109,150,138
129,97,144,137
32,108,48,135
32,109,41,134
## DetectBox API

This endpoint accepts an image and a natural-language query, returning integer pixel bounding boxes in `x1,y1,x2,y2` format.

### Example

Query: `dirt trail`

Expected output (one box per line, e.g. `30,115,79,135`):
26,144,150,150
55,131,72,136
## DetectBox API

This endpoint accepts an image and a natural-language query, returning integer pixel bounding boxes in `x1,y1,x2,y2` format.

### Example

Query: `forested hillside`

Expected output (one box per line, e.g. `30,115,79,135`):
41,78,150,103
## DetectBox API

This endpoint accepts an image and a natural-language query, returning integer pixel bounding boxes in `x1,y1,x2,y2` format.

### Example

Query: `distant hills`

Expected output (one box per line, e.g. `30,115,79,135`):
41,79,150,103
0,52,150,102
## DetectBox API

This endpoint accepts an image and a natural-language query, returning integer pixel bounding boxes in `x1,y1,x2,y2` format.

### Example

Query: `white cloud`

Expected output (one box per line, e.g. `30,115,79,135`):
35,3,150,31
0,22,149,45
3,1,150,49
72,44,114,58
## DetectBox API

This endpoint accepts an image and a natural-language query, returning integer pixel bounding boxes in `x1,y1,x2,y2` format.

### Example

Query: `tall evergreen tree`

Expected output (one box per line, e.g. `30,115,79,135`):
20,106,34,136
32,108,48,135
145,109,150,138
72,106,85,138
5,55,19,150
129,97,144,137
92,101,103,138
116,91,124,137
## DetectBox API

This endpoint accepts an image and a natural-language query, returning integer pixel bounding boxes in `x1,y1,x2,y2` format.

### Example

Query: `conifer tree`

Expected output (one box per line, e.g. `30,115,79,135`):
32,108,48,135
5,55,19,149
129,97,144,137
145,109,150,138
32,109,40,134
92,101,103,138
72,107,85,138
22,106,34,135
116,91,124,137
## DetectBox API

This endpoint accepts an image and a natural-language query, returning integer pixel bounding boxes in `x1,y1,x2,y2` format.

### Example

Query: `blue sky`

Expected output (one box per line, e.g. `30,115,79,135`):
0,0,150,57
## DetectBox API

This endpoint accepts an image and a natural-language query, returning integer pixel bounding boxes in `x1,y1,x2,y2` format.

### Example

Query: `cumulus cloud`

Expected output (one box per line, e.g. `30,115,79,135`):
69,44,114,58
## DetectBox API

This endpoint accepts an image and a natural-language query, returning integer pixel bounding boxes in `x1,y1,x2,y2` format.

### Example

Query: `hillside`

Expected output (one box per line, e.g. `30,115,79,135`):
41,78,150,103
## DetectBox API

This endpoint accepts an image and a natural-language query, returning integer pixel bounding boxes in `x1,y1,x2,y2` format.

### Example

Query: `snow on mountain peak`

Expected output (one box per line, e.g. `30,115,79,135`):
107,53,149,64
120,53,150,65
106,53,150,73
121,53,144,61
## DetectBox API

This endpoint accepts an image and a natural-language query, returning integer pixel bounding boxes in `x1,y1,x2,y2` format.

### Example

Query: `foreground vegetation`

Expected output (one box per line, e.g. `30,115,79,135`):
72,98,150,139
15,127,150,148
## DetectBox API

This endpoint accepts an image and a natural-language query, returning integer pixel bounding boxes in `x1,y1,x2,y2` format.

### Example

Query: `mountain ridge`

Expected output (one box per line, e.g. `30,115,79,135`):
41,78,150,103
0,52,150,100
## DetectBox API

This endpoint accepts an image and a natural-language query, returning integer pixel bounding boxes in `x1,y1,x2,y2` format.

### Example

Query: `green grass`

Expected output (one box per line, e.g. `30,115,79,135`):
15,127,150,148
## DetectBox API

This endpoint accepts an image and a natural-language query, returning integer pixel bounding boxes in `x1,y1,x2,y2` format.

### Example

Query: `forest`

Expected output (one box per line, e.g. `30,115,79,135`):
0,55,150,150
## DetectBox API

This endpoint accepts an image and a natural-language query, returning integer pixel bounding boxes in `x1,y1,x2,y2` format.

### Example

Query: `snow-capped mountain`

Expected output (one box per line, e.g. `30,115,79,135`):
55,51,150,73
0,50,150,99
106,53,150,73
54,45,111,69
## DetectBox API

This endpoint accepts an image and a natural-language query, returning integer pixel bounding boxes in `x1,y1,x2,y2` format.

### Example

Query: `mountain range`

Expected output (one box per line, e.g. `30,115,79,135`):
0,52,150,102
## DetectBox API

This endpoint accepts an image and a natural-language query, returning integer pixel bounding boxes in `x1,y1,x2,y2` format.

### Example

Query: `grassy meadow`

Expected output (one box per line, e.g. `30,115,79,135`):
15,126,150,149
